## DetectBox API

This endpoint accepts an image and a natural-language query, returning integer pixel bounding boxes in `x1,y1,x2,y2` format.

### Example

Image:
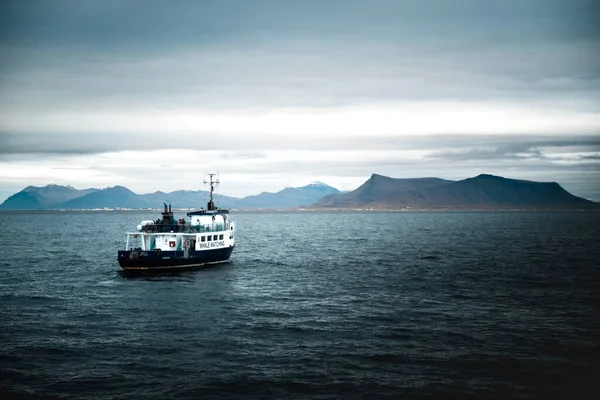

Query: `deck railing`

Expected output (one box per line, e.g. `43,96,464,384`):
139,222,231,234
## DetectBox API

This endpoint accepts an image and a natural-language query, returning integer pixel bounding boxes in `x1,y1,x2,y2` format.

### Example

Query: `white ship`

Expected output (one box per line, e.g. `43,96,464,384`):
117,174,235,272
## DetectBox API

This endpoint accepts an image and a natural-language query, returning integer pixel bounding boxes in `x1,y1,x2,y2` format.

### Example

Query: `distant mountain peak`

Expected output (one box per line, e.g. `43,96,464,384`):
0,184,100,210
474,174,503,179
305,181,334,188
280,182,337,191
42,183,76,189
472,174,559,186
23,183,78,192
90,185,134,194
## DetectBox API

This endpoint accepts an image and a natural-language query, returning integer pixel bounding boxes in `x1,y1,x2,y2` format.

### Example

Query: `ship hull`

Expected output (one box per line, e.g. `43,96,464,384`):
117,246,234,273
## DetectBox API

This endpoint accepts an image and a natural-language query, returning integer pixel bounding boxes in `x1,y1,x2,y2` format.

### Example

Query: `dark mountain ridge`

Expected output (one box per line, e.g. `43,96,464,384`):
311,174,599,210
398,174,591,209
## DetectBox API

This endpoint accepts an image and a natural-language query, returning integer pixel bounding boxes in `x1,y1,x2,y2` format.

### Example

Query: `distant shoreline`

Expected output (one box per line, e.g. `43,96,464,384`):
1,208,598,212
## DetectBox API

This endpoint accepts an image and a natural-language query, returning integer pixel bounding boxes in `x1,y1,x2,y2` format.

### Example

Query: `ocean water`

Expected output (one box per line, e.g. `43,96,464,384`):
1,210,599,399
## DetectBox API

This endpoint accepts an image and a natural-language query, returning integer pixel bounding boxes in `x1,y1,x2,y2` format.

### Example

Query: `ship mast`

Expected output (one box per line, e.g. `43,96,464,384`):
204,173,219,211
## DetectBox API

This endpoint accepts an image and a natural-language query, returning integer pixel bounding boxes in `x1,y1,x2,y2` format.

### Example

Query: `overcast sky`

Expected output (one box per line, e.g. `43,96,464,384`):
1,0,599,201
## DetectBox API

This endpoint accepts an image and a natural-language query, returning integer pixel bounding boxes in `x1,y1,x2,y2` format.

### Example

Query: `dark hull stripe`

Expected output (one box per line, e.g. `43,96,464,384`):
117,246,234,271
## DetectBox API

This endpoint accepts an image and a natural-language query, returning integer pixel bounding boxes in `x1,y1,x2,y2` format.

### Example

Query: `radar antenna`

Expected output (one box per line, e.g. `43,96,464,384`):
204,173,220,211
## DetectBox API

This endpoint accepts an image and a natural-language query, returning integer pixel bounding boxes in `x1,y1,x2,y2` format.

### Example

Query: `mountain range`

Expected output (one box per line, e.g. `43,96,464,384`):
1,174,597,210
0,182,340,210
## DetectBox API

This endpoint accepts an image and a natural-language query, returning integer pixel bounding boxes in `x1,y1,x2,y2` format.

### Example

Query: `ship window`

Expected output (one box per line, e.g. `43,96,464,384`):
213,235,218,241
219,234,223,240
201,236,206,242
207,235,212,242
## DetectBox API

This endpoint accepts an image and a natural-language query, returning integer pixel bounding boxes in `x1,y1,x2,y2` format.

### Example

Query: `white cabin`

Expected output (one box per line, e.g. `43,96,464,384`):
126,212,235,252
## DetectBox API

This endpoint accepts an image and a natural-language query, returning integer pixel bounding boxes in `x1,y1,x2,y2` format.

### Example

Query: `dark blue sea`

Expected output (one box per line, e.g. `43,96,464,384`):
1,210,599,399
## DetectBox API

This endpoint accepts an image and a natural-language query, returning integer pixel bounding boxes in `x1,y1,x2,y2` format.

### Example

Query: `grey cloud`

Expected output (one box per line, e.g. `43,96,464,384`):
429,146,545,162
0,131,293,155
357,135,600,154
2,131,599,157
580,154,600,160
2,39,599,111
0,132,139,156
426,137,600,165
2,1,598,113
1,1,598,51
